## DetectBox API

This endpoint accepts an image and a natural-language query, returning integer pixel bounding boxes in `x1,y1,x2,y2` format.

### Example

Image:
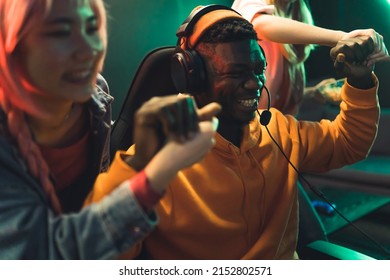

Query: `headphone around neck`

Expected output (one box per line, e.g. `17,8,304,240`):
170,5,240,94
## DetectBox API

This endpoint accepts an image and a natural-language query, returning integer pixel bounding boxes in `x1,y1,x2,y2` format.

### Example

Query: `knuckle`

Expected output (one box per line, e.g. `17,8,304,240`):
149,96,160,103
352,42,360,48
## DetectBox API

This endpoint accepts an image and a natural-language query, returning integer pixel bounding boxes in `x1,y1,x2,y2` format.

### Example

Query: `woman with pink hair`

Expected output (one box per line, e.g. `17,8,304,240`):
0,0,220,259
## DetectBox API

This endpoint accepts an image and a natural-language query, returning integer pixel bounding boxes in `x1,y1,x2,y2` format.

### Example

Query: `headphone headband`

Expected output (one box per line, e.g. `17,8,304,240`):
176,5,238,38
176,4,243,49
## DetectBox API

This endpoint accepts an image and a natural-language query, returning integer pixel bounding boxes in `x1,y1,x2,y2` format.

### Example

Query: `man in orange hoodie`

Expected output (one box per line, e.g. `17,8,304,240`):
86,5,386,259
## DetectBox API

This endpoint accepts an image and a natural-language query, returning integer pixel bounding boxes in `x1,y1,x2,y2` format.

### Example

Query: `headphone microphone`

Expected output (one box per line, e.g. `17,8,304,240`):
260,110,272,126
257,85,272,126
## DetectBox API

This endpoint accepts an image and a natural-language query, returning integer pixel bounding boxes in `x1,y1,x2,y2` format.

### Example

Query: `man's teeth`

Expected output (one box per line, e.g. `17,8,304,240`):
238,98,257,107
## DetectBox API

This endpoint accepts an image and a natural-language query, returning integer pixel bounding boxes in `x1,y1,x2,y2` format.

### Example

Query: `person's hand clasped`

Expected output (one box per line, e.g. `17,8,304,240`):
330,35,375,89
342,29,390,67
130,95,221,195
128,95,221,171
158,106,220,171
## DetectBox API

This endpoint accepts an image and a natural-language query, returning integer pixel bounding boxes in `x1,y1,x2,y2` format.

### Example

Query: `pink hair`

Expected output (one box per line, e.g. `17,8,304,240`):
0,0,107,215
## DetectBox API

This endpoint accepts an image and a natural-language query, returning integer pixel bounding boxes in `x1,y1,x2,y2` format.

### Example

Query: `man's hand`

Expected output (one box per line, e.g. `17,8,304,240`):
342,29,390,67
127,95,221,171
330,36,375,89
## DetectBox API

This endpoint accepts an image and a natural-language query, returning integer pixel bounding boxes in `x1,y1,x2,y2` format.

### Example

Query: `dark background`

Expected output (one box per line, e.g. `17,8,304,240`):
102,0,390,119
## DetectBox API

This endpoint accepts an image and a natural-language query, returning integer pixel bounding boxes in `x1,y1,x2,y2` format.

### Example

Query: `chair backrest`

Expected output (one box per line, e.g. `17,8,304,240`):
110,46,177,158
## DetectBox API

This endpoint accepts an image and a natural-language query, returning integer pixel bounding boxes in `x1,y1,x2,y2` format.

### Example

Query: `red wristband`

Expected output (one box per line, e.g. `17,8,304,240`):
129,170,164,212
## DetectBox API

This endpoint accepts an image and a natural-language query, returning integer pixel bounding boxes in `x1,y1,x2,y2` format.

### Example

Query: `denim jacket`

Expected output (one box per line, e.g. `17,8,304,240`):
0,75,157,259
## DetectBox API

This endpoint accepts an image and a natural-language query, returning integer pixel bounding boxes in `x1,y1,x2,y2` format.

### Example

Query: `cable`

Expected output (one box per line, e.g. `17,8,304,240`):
256,86,390,257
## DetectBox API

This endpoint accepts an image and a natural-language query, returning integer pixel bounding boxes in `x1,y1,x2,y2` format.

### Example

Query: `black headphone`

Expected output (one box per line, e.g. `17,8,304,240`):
171,4,272,126
171,5,240,94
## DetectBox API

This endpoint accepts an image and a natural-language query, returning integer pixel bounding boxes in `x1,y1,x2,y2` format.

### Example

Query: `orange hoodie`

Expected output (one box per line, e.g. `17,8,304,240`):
85,76,379,259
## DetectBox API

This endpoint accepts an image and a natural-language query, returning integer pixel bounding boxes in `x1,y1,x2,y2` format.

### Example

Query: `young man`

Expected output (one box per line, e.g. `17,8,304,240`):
87,6,382,259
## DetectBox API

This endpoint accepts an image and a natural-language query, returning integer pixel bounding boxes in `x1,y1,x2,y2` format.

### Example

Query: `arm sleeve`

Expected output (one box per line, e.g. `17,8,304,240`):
0,143,155,259
296,74,380,172
232,0,274,22
0,177,156,259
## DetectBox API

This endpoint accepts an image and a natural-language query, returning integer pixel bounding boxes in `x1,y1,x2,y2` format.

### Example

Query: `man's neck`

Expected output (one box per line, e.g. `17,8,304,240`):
217,119,244,147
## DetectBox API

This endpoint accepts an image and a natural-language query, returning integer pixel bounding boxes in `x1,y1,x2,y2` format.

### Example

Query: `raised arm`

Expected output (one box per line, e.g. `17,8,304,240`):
252,13,345,46
297,35,380,172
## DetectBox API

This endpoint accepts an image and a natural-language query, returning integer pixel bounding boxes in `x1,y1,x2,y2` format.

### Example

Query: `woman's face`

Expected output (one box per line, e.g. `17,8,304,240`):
16,0,104,104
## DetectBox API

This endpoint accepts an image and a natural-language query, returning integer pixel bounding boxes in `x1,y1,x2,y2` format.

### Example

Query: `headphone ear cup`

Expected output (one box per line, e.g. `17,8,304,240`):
171,48,207,94
171,50,191,93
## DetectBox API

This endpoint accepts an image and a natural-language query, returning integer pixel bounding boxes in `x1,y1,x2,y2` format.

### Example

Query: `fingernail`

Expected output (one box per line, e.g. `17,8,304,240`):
336,53,345,63
212,117,219,131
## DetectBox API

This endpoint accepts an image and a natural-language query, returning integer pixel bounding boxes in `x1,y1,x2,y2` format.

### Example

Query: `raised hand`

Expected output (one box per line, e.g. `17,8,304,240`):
134,96,221,195
128,95,221,171
330,35,375,89
342,29,390,66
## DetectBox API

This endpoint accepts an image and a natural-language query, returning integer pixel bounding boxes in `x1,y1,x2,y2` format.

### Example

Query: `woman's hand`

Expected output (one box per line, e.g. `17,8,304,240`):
342,29,390,66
